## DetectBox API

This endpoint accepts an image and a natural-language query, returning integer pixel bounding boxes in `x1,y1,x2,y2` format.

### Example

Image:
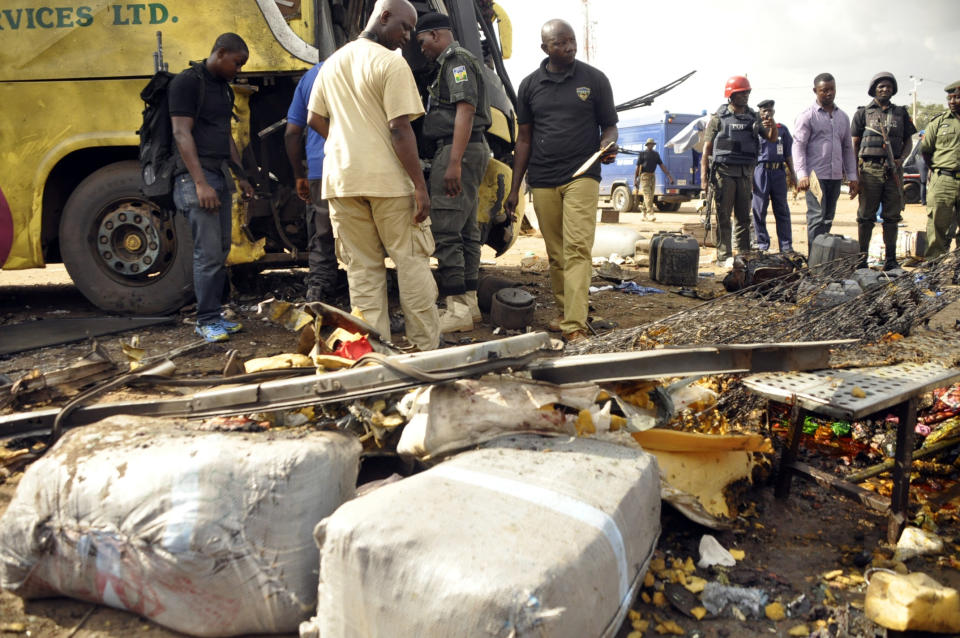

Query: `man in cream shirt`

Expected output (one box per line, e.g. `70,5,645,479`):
308,0,439,350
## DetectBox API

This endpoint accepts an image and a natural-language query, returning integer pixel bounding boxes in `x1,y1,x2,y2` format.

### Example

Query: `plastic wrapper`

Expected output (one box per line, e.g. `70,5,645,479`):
0,416,361,637
397,376,600,461
308,434,660,638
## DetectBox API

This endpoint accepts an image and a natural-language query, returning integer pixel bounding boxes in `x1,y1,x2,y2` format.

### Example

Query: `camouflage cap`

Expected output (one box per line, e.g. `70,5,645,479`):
946,81,960,94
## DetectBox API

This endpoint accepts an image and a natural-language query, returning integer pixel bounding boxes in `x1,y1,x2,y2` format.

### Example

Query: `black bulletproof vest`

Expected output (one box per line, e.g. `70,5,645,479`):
713,104,758,165
859,103,908,159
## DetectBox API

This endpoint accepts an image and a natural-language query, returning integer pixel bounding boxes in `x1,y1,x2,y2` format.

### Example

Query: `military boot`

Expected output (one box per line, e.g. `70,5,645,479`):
439,295,473,333
857,222,874,270
715,225,733,263
464,290,482,322
882,223,900,271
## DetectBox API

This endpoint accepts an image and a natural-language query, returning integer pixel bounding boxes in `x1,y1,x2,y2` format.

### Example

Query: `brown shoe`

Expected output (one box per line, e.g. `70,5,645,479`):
548,316,563,333
562,330,588,344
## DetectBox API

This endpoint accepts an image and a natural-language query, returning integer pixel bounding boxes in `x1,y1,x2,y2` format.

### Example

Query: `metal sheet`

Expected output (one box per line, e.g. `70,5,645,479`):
743,361,960,420
0,332,556,437
0,316,175,355
528,341,848,384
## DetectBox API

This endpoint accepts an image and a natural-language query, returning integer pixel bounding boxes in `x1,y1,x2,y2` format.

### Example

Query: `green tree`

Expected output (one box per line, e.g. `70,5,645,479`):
913,101,948,132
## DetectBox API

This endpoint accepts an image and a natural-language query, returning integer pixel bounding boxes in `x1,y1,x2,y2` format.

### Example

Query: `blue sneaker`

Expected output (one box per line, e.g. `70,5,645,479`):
218,316,243,334
196,322,229,343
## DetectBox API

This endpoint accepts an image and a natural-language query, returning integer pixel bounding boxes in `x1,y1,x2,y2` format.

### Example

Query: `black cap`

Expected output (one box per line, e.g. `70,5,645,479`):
416,12,452,34
757,99,774,109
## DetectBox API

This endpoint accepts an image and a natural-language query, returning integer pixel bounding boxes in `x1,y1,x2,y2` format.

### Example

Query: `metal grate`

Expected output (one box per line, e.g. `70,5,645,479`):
744,362,960,420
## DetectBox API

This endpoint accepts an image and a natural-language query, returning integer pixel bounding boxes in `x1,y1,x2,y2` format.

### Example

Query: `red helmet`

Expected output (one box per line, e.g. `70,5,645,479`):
724,75,751,98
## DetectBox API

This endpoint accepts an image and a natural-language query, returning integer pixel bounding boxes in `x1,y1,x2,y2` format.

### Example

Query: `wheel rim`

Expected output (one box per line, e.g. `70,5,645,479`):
612,188,626,209
93,199,178,285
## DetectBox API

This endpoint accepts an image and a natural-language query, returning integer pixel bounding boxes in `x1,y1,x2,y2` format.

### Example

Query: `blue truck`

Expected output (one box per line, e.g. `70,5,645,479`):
600,112,703,213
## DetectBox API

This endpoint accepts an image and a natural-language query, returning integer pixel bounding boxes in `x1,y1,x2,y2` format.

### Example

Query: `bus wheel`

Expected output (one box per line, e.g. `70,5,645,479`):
903,181,921,205
59,161,194,315
611,185,634,213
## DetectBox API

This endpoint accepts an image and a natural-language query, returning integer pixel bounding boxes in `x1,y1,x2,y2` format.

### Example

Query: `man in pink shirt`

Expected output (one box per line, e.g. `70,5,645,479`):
792,73,860,252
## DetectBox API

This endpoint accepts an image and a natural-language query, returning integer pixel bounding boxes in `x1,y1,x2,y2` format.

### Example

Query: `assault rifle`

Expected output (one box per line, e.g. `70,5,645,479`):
152,31,168,73
865,123,903,208
700,162,717,232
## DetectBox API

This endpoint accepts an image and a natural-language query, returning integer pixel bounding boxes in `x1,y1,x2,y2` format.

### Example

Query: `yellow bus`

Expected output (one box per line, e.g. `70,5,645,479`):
0,0,519,314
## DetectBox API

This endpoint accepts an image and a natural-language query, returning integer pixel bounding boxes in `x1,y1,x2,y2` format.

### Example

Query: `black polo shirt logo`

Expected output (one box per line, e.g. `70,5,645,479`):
576,86,591,101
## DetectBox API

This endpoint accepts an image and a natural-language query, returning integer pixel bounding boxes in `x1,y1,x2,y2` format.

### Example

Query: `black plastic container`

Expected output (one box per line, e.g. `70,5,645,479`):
808,233,859,268
650,233,699,286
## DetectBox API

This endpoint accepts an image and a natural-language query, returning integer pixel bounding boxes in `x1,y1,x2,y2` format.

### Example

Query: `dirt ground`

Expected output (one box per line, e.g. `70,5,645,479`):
2,196,959,638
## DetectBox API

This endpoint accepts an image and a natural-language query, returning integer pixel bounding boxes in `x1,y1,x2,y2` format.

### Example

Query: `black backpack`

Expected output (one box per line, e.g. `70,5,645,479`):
137,64,205,209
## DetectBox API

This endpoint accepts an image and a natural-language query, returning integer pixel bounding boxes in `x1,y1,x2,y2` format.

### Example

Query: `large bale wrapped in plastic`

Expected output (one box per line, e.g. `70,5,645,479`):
397,377,601,461
0,416,361,637
308,434,660,638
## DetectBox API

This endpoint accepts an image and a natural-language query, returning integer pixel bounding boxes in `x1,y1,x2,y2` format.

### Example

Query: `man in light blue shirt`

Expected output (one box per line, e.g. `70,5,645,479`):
285,63,337,301
792,72,859,251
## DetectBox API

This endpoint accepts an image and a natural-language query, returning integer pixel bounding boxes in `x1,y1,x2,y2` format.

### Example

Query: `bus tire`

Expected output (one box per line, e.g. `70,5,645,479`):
903,181,921,205
59,160,194,315
611,185,634,213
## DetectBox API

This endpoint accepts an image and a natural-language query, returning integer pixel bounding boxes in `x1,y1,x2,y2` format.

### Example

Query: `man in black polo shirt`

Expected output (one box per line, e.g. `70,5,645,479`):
169,32,254,343
504,19,618,343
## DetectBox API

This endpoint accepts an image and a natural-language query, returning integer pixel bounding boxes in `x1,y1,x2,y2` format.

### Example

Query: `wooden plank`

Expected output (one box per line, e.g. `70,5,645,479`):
787,461,891,512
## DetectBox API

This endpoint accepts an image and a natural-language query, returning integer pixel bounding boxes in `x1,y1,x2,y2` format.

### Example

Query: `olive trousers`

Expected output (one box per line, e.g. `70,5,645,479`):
640,172,656,215
531,177,600,334
429,140,489,296
925,171,960,260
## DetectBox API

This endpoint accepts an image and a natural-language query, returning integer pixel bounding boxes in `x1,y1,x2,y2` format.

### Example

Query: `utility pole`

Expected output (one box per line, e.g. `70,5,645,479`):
581,0,596,62
909,75,923,122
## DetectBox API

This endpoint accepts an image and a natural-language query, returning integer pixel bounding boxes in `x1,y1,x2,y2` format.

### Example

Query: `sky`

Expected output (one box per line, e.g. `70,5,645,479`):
494,0,960,128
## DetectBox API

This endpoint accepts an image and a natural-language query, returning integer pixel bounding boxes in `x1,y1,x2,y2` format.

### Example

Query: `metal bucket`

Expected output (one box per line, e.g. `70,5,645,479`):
490,287,535,330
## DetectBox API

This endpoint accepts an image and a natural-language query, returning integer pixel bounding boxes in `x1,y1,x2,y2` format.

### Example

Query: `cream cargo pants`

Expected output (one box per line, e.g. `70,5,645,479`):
329,196,440,351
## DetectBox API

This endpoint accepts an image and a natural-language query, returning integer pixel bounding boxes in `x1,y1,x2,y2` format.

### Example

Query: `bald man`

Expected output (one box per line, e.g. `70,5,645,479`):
307,0,440,351
505,19,618,343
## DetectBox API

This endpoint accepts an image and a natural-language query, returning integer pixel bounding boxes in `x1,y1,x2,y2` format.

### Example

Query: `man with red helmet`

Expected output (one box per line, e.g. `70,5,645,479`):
700,75,778,264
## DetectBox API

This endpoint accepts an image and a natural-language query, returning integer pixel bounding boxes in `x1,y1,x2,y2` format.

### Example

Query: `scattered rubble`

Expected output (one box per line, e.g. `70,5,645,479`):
2,250,960,637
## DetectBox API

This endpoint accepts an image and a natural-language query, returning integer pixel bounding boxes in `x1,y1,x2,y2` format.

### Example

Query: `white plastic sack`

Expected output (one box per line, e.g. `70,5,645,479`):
397,376,600,461
310,434,660,638
0,416,361,637
593,226,642,258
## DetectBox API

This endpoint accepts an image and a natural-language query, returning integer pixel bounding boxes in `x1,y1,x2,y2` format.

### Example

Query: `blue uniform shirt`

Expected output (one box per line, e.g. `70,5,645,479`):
758,124,792,163
286,63,325,181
